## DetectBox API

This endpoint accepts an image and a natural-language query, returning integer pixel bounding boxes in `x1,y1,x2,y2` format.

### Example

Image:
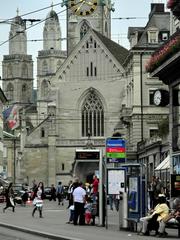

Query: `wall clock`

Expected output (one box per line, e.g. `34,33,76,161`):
153,89,169,106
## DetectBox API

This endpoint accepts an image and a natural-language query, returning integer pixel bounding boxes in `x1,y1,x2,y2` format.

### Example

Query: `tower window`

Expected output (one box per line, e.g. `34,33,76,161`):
90,62,93,76
62,163,65,171
87,67,89,76
6,83,14,101
94,67,97,76
81,89,104,137
41,128,45,138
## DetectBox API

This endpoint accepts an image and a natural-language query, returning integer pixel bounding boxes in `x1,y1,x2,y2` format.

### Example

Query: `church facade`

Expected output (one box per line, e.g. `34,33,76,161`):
2,2,170,186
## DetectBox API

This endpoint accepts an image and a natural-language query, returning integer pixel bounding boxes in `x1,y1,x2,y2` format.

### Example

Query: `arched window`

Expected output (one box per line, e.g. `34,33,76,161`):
6,83,14,101
7,64,13,79
22,84,28,102
22,63,28,78
80,21,89,39
42,61,48,75
41,128,45,138
41,80,48,98
81,90,104,137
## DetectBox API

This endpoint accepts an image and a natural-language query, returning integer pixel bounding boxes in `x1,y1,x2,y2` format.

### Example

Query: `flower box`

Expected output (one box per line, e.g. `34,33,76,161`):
146,32,180,73
167,0,180,20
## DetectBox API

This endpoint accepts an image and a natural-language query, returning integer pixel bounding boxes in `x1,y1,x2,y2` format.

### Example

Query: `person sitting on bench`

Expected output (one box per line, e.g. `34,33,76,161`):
158,197,180,237
139,194,169,236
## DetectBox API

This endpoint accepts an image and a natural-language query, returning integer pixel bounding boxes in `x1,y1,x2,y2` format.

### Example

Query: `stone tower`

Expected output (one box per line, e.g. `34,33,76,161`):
2,11,33,105
37,8,66,122
66,0,113,54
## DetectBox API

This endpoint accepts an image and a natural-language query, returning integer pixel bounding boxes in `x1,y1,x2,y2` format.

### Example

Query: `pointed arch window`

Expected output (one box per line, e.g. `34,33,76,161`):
22,84,28,102
41,128,45,138
22,64,28,78
41,80,49,99
80,22,89,39
7,64,13,79
6,83,14,101
42,61,48,75
82,90,104,137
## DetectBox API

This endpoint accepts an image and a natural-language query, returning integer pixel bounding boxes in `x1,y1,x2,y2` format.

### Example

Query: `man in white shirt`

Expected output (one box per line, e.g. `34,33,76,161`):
73,182,86,225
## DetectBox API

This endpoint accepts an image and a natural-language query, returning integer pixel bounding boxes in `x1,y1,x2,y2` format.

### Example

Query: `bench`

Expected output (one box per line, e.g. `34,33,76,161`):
165,220,180,237
126,218,139,232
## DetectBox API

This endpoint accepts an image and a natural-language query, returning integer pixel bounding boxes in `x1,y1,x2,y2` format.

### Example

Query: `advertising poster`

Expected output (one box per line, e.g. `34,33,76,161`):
128,177,138,212
107,169,125,195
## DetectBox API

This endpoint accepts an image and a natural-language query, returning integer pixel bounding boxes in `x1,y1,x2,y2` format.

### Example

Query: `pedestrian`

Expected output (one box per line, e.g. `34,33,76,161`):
91,175,99,203
148,176,156,209
67,180,73,208
66,204,75,224
84,197,93,224
3,182,15,213
73,182,86,225
21,189,29,206
56,182,64,205
49,184,56,201
139,194,169,236
32,181,44,218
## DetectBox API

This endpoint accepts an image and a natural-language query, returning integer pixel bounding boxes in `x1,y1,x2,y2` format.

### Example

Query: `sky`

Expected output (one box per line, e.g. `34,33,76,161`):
0,0,168,85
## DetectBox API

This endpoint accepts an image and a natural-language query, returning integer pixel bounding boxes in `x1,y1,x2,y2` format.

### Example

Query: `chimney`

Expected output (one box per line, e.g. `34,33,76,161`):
149,3,165,19
151,3,164,13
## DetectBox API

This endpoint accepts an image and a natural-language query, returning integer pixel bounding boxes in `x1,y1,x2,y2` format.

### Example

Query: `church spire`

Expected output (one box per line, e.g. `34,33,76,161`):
43,8,61,50
9,11,27,55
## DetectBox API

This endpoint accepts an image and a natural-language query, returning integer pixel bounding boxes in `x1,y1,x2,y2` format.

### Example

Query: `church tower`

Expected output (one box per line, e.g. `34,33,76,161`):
37,8,66,121
2,10,33,105
66,0,114,54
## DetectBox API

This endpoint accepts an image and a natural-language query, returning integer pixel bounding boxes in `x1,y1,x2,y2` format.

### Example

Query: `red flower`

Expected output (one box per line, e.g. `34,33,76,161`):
146,35,180,72
167,0,176,9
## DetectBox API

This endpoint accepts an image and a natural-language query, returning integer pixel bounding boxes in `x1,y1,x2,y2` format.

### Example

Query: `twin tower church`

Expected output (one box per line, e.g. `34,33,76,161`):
2,1,130,185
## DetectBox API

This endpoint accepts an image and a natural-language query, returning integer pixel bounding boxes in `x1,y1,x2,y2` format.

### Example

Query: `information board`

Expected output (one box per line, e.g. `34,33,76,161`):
107,169,125,195
106,138,126,163
75,149,100,160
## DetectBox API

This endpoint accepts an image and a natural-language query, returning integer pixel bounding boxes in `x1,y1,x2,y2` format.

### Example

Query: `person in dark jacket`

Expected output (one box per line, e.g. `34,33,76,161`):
50,184,56,201
3,182,15,213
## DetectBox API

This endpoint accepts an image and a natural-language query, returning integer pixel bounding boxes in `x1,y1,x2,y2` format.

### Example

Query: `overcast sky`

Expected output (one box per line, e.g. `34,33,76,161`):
0,0,167,84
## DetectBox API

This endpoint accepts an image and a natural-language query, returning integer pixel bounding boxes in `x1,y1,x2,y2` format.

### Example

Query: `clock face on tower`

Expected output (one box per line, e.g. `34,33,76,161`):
70,0,97,16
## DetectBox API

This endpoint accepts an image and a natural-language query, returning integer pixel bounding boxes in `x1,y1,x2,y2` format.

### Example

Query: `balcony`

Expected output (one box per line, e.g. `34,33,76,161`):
167,0,180,20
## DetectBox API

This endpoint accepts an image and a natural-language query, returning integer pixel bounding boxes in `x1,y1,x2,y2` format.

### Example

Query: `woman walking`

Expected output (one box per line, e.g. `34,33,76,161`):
3,182,15,213
32,182,44,218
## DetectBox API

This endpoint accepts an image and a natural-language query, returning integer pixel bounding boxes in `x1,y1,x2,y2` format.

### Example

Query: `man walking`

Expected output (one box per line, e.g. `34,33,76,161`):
73,182,86,225
56,182,64,205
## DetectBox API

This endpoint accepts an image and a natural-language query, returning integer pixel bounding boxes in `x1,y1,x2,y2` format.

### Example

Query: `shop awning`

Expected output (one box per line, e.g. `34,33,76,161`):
155,155,170,171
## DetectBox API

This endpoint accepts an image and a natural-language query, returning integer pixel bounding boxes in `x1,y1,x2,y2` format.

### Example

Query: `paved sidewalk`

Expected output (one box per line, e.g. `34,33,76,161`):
0,200,178,240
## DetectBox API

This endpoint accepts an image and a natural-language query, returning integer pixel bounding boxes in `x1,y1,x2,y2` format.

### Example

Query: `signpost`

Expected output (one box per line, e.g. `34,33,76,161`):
106,138,126,163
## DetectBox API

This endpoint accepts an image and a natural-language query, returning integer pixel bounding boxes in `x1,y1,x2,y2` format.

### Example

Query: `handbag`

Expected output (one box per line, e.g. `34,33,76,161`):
10,197,15,207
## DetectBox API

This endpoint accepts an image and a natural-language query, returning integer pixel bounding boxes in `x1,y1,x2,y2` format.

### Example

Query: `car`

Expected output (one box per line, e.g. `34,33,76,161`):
44,187,51,199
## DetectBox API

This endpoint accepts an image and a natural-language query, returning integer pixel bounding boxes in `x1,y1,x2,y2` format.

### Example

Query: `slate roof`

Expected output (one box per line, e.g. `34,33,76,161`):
93,30,129,66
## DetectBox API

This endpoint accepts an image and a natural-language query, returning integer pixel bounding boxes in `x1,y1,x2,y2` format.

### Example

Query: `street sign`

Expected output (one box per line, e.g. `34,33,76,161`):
106,138,126,163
